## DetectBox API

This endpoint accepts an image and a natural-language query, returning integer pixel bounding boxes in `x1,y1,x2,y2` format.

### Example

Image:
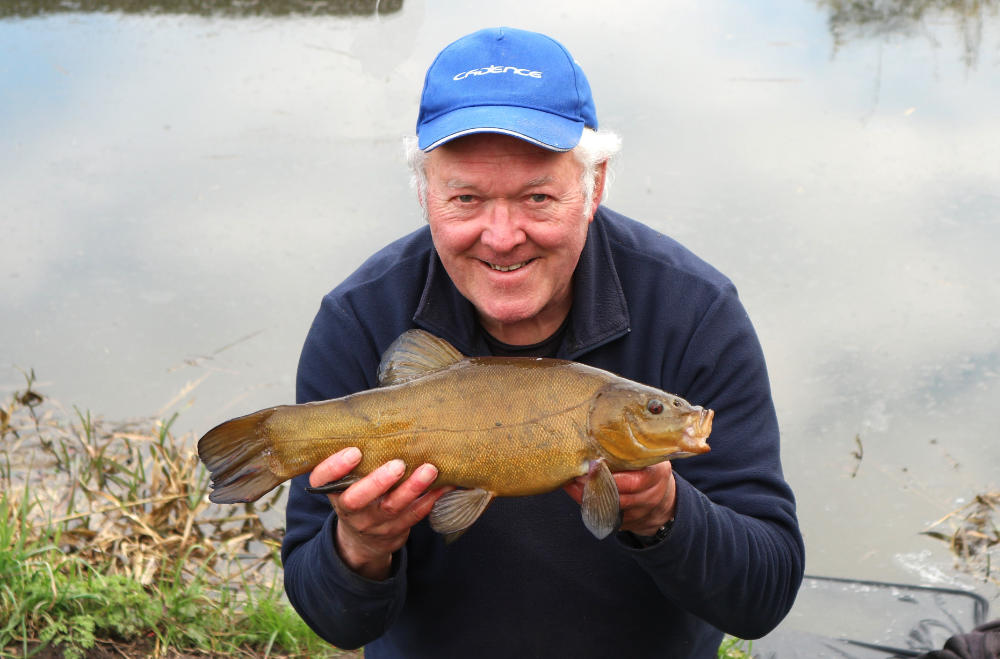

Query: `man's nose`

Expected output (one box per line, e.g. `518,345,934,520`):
480,200,526,252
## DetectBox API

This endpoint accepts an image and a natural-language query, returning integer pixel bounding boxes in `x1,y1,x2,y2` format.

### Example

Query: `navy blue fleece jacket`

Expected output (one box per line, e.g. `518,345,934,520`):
281,206,804,658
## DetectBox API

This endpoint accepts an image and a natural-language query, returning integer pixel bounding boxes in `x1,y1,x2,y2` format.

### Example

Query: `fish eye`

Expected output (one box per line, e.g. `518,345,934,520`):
647,399,664,415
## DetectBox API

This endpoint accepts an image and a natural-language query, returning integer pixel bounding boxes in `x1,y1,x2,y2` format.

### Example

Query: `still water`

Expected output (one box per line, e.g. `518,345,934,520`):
2,0,999,621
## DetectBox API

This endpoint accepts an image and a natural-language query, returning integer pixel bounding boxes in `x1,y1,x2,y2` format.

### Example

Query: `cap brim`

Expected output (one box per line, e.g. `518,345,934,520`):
418,105,584,152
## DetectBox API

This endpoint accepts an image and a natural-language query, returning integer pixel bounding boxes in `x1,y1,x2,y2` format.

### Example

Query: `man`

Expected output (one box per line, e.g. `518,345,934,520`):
282,26,804,657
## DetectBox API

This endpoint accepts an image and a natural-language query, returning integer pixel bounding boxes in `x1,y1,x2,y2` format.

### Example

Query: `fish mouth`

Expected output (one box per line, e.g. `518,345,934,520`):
621,408,710,460
685,407,714,440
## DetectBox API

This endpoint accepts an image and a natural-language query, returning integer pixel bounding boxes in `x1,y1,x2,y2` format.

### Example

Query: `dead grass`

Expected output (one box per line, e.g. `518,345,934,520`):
0,370,352,658
1,369,284,592
923,491,1000,588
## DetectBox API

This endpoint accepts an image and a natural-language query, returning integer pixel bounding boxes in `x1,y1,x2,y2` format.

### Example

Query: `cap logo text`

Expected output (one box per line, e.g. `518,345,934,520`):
453,65,543,81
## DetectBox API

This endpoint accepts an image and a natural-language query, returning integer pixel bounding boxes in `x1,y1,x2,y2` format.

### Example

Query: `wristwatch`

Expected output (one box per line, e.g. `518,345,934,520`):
630,518,675,548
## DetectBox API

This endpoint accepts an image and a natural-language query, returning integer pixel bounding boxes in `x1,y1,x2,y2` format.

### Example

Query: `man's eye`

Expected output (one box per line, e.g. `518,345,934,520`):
529,193,549,203
456,195,475,203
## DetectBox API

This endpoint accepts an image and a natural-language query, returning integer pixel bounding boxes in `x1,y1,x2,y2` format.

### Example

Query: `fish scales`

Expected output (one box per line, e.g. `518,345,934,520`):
263,358,610,496
198,329,713,539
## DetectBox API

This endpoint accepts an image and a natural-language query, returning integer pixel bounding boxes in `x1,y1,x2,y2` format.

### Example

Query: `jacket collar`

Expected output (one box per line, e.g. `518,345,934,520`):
412,206,630,359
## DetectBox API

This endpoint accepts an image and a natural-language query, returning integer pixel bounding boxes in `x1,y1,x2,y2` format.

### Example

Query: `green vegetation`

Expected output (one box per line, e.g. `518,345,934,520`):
0,370,748,657
0,370,351,658
718,635,752,658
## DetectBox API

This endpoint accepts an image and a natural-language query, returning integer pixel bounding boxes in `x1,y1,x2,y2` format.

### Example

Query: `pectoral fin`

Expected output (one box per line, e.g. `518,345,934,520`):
429,488,494,538
581,460,621,539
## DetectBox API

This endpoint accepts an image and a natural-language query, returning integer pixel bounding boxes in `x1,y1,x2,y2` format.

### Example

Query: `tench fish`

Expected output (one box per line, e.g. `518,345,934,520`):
197,329,713,539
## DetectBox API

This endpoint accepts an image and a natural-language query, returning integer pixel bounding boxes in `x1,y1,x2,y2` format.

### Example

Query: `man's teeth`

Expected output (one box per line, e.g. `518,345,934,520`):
489,262,526,272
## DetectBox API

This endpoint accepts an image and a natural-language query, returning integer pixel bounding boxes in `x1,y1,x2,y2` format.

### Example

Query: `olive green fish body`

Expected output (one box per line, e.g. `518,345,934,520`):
198,330,713,539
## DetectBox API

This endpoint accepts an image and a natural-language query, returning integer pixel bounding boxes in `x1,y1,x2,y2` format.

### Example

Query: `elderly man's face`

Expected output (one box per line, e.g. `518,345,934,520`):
424,133,603,345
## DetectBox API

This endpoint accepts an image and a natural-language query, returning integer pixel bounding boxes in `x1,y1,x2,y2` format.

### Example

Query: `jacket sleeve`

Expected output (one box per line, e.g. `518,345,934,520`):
280,294,409,649
621,286,805,639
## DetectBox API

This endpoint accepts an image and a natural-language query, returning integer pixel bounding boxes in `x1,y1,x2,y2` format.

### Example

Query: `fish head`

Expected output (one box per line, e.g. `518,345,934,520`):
588,382,712,469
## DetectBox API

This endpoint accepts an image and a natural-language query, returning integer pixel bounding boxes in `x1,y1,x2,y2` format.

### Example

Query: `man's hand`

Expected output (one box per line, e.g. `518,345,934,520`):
309,447,450,580
563,461,677,538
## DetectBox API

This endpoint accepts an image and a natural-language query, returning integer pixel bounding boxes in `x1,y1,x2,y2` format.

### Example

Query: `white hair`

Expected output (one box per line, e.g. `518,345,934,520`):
573,128,622,218
403,128,622,220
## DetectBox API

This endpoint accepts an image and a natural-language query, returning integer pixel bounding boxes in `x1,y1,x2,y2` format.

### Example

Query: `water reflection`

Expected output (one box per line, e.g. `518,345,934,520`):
0,0,998,606
817,0,998,67
0,0,401,18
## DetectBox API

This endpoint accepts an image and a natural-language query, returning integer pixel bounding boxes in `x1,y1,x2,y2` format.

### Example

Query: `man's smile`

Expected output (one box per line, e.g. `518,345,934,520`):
484,258,534,272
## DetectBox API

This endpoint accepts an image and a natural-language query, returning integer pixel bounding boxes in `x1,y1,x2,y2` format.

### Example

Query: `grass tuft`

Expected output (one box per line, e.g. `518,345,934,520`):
717,635,752,657
0,370,349,658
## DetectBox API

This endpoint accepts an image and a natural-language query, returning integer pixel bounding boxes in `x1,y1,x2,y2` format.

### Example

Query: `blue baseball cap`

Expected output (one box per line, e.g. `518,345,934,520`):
416,27,598,152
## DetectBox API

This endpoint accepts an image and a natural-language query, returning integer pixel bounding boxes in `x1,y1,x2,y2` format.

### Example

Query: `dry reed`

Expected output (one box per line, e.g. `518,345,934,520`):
923,491,1000,588
1,370,285,592
0,370,348,658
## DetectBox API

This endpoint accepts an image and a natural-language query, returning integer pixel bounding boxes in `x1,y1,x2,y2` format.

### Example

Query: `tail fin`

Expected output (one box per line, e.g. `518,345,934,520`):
198,408,282,504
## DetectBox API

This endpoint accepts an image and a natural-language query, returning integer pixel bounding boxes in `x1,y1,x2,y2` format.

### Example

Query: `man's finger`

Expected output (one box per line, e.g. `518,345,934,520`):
309,446,363,488
614,462,672,494
562,479,585,504
404,485,452,526
379,463,438,515
618,489,662,511
339,459,407,511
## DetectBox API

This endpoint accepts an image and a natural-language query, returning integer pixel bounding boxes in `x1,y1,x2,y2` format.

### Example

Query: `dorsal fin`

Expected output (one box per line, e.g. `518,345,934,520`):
377,329,465,386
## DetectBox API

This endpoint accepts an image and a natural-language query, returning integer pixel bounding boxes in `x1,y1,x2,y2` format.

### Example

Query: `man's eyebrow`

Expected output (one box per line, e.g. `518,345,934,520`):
444,176,555,189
